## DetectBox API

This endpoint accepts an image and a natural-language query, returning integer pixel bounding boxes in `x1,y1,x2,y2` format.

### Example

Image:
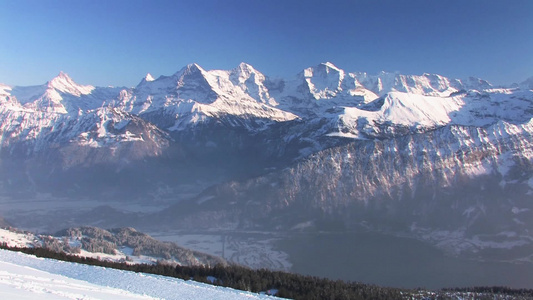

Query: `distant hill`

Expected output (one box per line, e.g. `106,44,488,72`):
0,226,225,267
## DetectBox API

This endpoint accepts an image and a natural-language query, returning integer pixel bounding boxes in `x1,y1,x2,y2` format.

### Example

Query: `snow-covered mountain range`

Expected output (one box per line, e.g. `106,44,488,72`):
3,62,530,164
1,62,533,269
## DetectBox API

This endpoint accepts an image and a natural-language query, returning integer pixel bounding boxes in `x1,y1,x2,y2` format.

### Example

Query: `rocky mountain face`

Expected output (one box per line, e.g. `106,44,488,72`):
167,121,533,260
1,62,533,262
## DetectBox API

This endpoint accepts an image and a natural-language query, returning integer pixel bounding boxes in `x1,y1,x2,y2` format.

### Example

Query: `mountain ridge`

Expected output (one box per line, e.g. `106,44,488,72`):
1,62,532,184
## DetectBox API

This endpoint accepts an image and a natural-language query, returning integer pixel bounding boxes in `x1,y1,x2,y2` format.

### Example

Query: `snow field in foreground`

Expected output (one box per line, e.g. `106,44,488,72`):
0,249,280,300
0,260,155,300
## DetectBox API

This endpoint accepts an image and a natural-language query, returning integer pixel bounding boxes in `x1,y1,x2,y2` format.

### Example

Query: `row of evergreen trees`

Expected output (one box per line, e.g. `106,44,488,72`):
1,243,531,299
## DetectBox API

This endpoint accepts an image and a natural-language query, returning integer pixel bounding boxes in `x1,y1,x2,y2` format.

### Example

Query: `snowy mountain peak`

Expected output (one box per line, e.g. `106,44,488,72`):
47,72,95,96
57,71,70,79
232,62,260,78
170,63,205,79
48,72,68,86
230,62,266,84
144,73,155,82
227,63,275,105
48,71,74,87
182,63,205,74
136,73,156,87
302,62,343,79
295,62,346,100
237,61,254,70
319,62,342,72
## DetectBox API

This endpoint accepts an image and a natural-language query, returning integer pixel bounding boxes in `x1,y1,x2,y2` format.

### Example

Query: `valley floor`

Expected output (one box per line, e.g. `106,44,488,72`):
153,230,533,290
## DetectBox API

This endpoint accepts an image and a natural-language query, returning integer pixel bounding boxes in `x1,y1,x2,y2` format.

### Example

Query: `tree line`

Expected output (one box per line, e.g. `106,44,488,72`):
1,243,531,300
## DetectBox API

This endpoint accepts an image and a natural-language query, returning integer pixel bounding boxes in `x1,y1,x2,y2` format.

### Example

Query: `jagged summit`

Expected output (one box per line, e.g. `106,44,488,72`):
46,71,95,96
54,71,71,80
48,71,84,87
2,62,532,142
319,62,342,72
236,62,255,71
227,62,274,105
301,62,343,78
231,62,261,79
144,73,155,82
136,73,157,87
230,62,264,82
177,63,205,75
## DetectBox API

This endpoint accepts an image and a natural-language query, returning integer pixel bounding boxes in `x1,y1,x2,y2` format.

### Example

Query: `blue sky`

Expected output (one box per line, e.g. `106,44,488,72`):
1,0,532,87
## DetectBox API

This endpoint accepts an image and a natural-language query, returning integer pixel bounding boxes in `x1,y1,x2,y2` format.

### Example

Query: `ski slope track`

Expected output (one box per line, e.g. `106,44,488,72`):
0,249,279,300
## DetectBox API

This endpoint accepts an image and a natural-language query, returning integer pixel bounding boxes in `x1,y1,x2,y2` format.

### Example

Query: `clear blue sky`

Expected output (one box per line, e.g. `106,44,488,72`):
1,0,532,87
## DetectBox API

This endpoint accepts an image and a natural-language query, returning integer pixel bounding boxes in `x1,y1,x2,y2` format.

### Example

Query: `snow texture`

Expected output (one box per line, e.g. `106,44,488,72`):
0,249,280,300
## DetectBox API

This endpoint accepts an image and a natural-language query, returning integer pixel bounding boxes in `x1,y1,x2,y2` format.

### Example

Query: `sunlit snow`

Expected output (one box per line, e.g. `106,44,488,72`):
0,249,280,300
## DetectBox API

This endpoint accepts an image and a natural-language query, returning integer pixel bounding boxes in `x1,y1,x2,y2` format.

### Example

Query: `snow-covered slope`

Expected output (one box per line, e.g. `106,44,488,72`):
328,88,533,139
8,72,118,113
266,62,533,142
0,249,278,300
0,260,155,300
0,227,225,268
0,228,39,248
2,63,531,165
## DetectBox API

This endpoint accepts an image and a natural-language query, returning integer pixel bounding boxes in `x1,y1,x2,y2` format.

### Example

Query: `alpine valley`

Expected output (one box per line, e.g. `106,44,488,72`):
1,62,532,289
